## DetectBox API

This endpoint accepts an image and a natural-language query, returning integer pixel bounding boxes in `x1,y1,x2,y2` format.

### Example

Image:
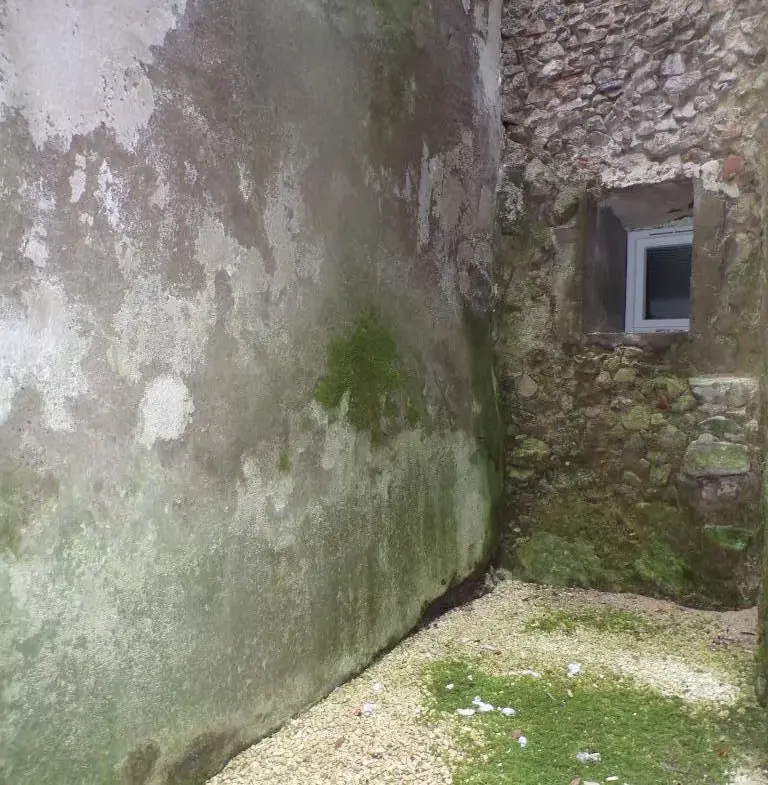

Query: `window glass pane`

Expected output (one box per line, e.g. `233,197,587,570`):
644,243,692,320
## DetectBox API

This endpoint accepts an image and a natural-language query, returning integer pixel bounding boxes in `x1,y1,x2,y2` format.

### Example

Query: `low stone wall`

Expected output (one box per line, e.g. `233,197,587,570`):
502,334,761,608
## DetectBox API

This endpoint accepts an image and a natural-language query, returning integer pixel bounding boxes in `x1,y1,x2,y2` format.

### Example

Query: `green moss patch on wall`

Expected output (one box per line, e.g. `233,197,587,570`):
314,312,424,443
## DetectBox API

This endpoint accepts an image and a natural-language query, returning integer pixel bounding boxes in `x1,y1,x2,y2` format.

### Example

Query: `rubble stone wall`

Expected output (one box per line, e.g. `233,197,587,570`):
497,0,768,607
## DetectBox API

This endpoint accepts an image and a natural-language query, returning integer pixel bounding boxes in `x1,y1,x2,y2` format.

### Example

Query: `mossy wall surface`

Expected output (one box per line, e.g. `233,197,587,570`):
501,336,762,608
0,1,503,783
496,154,765,610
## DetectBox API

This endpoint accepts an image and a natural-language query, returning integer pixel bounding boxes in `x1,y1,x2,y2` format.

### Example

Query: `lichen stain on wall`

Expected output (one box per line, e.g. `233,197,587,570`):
110,274,216,383
0,281,91,431
137,375,195,448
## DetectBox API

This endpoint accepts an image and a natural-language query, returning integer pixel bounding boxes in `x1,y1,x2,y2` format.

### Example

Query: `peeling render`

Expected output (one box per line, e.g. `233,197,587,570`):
0,281,90,431
0,0,187,150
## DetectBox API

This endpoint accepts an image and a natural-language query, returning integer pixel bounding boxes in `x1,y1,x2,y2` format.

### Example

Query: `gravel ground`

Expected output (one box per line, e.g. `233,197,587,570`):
207,580,763,785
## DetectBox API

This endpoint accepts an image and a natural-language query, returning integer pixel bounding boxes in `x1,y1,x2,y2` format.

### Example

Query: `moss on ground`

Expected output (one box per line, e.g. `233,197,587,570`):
425,660,768,785
524,605,662,638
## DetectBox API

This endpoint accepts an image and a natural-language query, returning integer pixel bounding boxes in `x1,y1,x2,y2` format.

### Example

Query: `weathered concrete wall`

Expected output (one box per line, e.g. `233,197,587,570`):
496,0,768,607
0,2,502,783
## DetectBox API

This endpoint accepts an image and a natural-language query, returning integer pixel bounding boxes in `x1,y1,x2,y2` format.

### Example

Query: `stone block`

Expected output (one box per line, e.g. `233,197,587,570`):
670,394,697,413
645,376,689,401
722,155,745,181
622,470,644,489
542,59,566,77
513,437,552,467
664,70,702,94
552,187,581,224
704,525,751,552
539,41,566,59
613,367,637,384
660,53,686,76
653,424,688,452
683,439,750,478
700,417,743,440
596,370,614,389
649,463,672,487
622,404,652,432
515,373,539,398
690,377,758,409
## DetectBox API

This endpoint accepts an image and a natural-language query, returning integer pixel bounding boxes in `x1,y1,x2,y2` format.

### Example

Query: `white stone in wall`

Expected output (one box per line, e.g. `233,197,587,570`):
660,53,686,76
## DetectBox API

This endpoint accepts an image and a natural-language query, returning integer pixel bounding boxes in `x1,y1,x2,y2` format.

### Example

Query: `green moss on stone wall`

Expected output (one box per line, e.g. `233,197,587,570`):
500,339,762,609
514,531,606,588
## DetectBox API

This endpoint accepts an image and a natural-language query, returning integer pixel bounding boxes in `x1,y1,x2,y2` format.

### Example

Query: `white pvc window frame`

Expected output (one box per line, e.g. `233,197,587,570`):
625,224,693,333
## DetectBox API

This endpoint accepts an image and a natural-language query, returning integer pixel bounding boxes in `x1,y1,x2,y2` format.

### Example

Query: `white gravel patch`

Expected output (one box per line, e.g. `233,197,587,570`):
207,580,758,785
208,659,459,785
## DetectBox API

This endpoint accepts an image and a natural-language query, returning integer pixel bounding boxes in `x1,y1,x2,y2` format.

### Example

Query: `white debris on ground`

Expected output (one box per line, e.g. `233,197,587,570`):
207,580,760,785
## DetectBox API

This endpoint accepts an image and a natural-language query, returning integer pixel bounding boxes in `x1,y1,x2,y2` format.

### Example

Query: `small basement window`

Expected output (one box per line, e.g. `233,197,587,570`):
581,180,695,335
625,223,693,332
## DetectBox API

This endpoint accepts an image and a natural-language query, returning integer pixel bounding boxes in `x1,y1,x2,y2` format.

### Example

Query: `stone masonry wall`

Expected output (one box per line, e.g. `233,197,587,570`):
497,0,768,608
507,338,761,606
502,0,766,179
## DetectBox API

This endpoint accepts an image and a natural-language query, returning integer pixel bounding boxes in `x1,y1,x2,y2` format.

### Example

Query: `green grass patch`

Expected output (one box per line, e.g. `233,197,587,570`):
524,606,662,638
425,660,767,785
